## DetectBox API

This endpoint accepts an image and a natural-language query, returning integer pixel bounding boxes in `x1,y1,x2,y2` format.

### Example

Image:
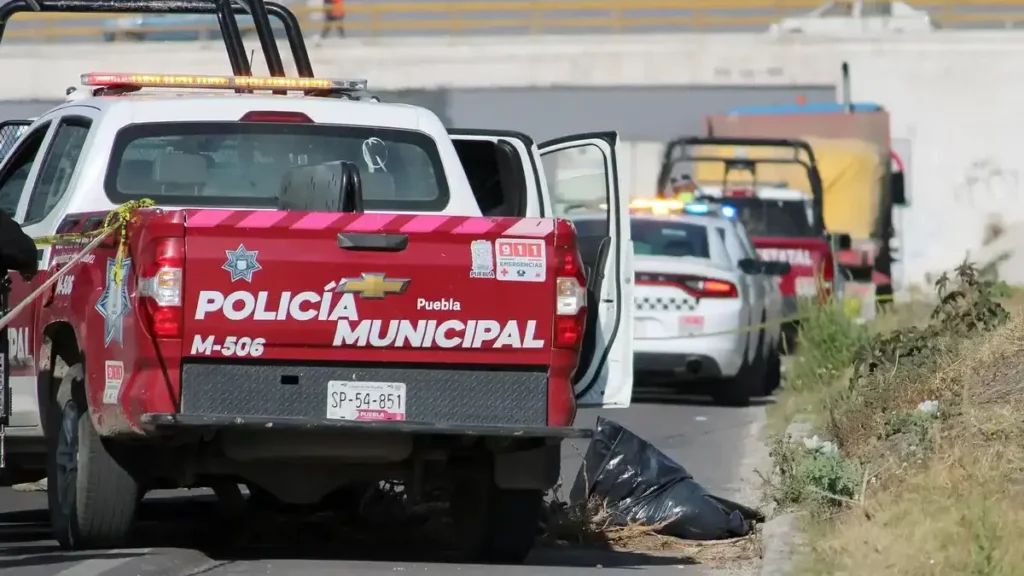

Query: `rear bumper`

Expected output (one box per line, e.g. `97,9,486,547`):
633,331,746,378
635,352,723,379
173,362,561,436
140,413,591,439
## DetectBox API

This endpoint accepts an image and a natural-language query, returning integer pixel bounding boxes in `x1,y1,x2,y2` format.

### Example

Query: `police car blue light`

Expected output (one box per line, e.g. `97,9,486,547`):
683,203,710,215
720,205,737,218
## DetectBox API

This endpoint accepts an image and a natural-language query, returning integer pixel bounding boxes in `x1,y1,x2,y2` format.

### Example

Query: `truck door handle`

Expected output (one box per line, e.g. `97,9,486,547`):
337,233,409,252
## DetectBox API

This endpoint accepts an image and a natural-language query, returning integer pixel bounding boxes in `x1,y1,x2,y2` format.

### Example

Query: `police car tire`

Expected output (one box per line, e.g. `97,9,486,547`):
763,349,782,396
716,351,764,407
48,371,138,550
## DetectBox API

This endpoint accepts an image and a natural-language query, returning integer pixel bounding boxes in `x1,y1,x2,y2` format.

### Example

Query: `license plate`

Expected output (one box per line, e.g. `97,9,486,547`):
326,381,407,422
678,315,705,336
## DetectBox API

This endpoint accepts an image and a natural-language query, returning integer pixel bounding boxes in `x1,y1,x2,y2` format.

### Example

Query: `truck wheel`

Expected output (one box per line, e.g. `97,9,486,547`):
484,488,544,563
451,462,543,563
47,370,138,549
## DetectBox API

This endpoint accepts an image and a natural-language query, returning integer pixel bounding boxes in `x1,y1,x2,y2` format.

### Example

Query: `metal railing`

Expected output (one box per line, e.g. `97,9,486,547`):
4,0,1024,41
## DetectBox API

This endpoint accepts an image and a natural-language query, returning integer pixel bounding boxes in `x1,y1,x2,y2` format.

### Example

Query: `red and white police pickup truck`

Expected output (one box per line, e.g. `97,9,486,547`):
0,72,633,561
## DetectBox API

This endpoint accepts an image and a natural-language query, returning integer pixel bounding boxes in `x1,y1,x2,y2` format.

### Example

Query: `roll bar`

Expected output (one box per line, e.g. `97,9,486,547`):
657,136,825,236
0,0,314,79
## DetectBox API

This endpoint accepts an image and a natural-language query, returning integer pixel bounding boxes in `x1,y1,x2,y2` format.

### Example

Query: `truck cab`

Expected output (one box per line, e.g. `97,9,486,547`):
0,72,633,561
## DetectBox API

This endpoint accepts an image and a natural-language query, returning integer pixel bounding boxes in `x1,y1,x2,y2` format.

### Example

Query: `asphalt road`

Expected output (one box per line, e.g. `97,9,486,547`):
0,395,770,576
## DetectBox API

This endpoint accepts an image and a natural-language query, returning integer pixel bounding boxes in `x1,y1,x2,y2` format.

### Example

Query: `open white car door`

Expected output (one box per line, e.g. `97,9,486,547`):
538,131,634,409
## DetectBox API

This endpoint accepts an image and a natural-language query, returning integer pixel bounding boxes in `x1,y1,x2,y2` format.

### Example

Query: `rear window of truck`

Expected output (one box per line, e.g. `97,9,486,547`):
105,122,450,212
630,219,709,258
727,197,814,238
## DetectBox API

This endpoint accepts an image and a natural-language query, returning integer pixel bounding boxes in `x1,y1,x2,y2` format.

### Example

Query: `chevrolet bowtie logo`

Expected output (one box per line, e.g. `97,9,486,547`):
337,273,410,299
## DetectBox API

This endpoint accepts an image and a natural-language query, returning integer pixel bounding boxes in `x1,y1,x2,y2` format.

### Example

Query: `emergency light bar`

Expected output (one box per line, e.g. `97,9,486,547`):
629,198,687,216
683,202,737,219
80,73,368,93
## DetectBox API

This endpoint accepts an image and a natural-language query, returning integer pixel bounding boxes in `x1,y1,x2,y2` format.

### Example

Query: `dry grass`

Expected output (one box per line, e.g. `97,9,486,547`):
792,301,1024,575
541,496,762,565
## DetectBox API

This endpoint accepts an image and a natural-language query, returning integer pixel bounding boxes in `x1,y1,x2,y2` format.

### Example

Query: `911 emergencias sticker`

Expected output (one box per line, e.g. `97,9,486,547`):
495,239,546,283
103,361,124,405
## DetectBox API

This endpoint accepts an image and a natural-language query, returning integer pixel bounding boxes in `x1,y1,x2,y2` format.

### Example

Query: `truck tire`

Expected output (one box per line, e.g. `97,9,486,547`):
715,347,764,407
47,369,138,549
452,461,543,563
763,348,782,396
484,488,544,563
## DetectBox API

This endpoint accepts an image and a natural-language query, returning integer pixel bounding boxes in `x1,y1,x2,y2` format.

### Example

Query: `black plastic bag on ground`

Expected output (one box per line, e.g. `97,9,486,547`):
569,417,764,541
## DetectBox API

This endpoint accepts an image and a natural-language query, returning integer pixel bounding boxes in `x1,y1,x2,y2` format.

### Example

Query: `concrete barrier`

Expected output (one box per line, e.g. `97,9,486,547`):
5,32,1024,286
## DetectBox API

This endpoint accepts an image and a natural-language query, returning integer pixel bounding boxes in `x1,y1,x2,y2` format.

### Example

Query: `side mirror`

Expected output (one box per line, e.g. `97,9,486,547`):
738,258,763,275
828,232,853,251
890,172,907,206
762,261,792,276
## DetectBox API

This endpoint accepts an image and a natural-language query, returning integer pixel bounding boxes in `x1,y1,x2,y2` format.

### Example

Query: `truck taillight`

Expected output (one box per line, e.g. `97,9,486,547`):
554,247,587,348
549,219,585,427
819,252,836,303
139,237,184,339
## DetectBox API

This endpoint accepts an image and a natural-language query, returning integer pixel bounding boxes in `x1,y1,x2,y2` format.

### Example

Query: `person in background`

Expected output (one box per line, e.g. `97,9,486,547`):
0,210,41,492
321,0,345,39
663,174,698,204
0,209,36,278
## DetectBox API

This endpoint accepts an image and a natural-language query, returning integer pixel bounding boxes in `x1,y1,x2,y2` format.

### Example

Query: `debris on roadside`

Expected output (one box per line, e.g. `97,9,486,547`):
564,418,764,541
802,435,839,455
917,399,939,415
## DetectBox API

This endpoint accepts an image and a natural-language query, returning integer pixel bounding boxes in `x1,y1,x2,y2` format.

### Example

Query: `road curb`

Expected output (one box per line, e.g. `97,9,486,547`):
757,419,812,575
759,512,805,576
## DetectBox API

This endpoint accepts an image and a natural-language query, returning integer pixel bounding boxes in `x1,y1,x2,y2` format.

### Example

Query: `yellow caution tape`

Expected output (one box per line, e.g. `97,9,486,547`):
0,200,155,331
33,199,155,286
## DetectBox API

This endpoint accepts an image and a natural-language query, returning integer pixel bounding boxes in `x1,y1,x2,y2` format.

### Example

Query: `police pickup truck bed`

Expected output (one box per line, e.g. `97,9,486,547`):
0,72,635,562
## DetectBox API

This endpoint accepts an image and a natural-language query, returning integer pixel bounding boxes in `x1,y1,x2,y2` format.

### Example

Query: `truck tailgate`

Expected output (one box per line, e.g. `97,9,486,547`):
182,210,556,367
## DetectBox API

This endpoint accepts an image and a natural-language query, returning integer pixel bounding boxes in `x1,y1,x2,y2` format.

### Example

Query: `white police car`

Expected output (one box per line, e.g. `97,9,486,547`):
574,199,788,406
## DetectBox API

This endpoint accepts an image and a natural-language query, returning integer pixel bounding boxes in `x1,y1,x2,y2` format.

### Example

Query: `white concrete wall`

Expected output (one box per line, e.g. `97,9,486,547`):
6,32,1024,285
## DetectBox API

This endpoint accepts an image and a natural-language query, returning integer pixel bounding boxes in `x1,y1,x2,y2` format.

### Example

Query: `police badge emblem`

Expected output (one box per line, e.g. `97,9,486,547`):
95,257,132,347
469,240,495,278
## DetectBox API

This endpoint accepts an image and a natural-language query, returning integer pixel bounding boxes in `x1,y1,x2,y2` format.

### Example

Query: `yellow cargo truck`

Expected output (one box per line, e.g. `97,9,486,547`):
703,104,908,316
690,137,885,246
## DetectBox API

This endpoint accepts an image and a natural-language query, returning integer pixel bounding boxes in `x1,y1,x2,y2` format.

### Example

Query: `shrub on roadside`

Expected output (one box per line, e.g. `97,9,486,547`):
785,298,871,396
767,261,1024,574
766,262,1008,518
827,262,1008,459
765,435,861,515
